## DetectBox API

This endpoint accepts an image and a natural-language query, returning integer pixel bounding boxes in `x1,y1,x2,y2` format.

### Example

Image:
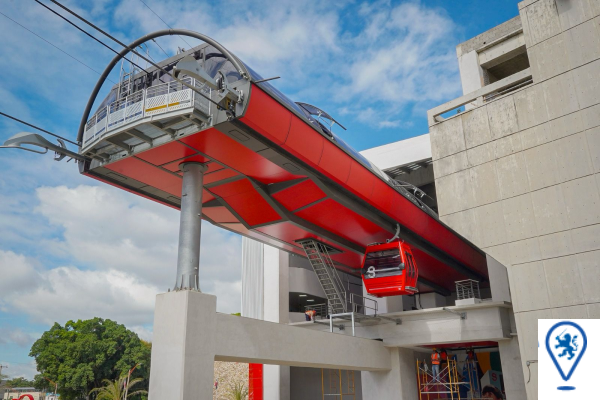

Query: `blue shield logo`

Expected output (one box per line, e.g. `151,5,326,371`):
545,321,587,391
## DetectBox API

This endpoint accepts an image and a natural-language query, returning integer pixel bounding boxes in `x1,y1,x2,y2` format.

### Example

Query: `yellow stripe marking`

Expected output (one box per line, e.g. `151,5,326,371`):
145,102,180,112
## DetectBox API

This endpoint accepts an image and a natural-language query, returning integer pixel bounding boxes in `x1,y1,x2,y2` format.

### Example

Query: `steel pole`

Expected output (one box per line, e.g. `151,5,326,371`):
174,162,207,291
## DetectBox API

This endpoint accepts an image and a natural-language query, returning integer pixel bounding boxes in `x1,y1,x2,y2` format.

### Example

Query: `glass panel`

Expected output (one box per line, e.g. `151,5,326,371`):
364,248,404,278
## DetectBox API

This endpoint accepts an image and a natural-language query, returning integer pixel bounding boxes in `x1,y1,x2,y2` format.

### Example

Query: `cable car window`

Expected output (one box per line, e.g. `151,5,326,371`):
405,252,415,279
363,248,404,279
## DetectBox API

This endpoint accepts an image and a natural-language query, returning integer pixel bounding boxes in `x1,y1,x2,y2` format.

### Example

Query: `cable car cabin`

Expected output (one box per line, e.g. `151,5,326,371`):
361,241,418,297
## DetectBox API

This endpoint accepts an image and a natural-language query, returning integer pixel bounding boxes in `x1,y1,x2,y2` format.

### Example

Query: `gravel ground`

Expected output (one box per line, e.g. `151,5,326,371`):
213,361,249,400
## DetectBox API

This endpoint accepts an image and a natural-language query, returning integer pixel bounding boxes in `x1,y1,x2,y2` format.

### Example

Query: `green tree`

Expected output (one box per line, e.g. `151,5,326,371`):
89,376,147,400
29,318,150,400
6,377,35,387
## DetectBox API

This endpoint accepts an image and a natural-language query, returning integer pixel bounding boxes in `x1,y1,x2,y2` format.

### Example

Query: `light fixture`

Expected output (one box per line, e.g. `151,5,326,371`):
299,294,307,297
307,299,314,302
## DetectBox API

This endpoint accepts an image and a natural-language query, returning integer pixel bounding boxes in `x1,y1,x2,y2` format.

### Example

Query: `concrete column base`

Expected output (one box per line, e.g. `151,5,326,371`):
148,291,217,400
361,348,418,400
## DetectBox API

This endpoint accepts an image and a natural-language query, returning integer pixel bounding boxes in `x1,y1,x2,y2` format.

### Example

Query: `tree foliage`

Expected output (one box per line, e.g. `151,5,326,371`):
29,318,150,400
6,377,35,387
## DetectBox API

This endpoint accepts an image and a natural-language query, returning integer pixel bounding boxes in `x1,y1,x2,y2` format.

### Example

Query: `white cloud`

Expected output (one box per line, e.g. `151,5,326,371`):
0,183,242,335
0,328,35,348
0,360,38,380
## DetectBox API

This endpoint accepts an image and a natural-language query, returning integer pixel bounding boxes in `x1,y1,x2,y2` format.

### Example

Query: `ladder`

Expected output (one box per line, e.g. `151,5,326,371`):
299,240,347,314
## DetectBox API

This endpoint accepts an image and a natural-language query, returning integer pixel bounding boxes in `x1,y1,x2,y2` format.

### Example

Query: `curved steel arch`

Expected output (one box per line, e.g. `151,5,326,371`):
77,29,249,143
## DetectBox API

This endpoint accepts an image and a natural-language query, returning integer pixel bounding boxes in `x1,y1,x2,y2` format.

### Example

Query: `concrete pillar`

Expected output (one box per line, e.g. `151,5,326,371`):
361,348,418,400
174,162,208,290
498,312,527,400
263,245,290,400
148,291,217,400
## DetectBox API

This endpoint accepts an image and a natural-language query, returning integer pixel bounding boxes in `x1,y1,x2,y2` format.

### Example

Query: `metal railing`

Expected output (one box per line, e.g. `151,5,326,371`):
348,292,378,316
82,76,211,147
456,279,481,300
427,68,532,126
304,303,328,320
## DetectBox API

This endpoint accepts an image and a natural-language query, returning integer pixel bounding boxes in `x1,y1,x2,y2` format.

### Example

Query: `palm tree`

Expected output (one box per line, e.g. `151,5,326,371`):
227,381,248,400
89,376,147,400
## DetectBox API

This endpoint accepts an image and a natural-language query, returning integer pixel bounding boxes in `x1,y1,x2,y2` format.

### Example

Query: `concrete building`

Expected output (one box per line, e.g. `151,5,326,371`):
238,1,600,399
428,1,600,398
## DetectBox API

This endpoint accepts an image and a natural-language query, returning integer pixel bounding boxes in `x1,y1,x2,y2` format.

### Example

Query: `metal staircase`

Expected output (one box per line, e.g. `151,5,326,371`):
298,240,347,314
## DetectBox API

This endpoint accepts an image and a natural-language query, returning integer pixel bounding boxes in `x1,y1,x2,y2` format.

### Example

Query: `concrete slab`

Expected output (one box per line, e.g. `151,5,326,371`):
429,116,466,160
586,302,600,318
466,141,495,167
519,122,552,150
514,84,550,130
538,230,574,259
576,249,600,303
496,152,531,199
514,307,550,400
562,175,600,229
494,132,523,159
435,169,475,216
566,17,600,69
524,141,560,191
483,243,511,267
586,126,600,172
543,255,584,308
473,201,508,247
487,95,520,140
525,0,562,45
551,305,588,319
502,193,538,242
441,208,481,245
555,131,594,182
461,105,492,148
432,151,469,178
571,223,600,253
542,70,580,120
556,0,596,31
470,161,501,207
530,184,568,235
509,261,551,312
508,237,542,265
548,108,585,142
582,103,600,130
514,308,552,363
572,58,600,109
528,32,570,82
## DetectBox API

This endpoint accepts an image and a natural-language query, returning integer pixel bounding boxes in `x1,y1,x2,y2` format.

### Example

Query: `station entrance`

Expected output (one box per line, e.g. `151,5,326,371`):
416,343,504,400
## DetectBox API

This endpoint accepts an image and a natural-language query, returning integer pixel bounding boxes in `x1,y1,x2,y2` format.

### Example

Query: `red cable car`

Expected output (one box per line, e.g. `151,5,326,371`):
361,241,419,297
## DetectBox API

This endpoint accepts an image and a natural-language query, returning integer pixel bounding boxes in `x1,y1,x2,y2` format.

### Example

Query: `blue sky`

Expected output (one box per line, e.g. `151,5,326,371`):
0,0,520,379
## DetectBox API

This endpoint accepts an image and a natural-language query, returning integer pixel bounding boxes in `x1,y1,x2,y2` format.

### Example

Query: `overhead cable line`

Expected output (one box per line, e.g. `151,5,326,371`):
0,10,114,83
49,0,223,109
152,38,169,57
33,0,164,84
0,111,79,146
137,0,194,49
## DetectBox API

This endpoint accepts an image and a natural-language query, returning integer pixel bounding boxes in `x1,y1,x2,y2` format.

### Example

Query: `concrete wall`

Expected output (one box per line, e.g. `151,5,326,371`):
290,367,363,400
430,2,600,398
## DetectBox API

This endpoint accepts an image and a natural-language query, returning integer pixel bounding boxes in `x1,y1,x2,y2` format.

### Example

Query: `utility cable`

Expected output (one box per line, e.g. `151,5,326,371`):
137,0,193,49
0,10,114,83
33,0,164,84
152,38,169,58
49,0,222,108
0,111,79,146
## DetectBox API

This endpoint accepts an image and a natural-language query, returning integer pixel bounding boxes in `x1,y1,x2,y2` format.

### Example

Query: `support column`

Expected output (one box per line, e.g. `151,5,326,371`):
148,291,217,400
174,162,208,291
263,245,290,400
361,348,418,400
